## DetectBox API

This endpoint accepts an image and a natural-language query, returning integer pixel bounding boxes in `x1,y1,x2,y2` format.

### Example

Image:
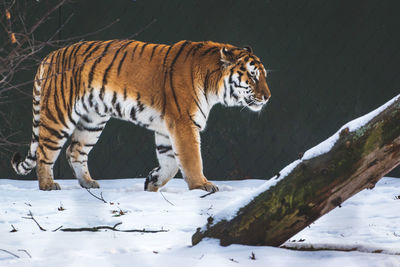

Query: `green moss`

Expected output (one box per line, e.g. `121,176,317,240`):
362,123,383,156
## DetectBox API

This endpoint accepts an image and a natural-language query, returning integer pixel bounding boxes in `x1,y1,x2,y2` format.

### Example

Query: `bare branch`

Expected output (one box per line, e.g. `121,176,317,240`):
58,222,168,233
22,210,46,231
17,249,32,258
160,191,175,206
0,249,20,259
86,189,107,203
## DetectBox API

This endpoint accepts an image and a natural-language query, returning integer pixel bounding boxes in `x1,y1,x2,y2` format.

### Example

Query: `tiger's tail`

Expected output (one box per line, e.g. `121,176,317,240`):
11,65,44,175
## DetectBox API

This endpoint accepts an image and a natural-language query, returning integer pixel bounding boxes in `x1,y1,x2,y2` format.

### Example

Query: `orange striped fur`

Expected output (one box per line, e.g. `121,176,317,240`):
12,40,271,191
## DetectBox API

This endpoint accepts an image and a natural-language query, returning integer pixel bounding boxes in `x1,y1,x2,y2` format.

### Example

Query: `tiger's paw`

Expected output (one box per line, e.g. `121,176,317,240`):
190,181,219,192
39,181,61,191
144,167,160,192
79,179,100,189
202,181,219,193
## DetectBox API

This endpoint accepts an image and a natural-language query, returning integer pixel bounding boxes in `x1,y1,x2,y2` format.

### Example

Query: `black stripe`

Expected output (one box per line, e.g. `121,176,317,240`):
115,103,122,117
136,92,145,112
203,70,210,101
38,144,49,160
131,42,139,61
41,124,66,140
162,46,173,74
78,124,104,132
189,66,203,115
188,112,201,129
122,40,135,49
130,107,136,121
32,132,39,141
150,44,159,61
81,41,98,56
41,137,61,145
33,120,40,128
53,94,69,129
161,45,173,116
193,97,206,119
123,87,127,100
67,110,78,126
191,43,204,57
88,41,115,88
223,80,228,105
102,45,125,89
84,143,97,147
59,46,69,111
76,149,87,156
39,159,54,165
184,45,196,62
42,142,62,151
81,94,89,113
33,98,40,106
117,51,127,76
69,76,75,115
67,42,83,70
82,115,92,123
169,41,190,114
42,52,56,96
88,89,94,107
139,43,149,57
112,92,117,106
156,145,172,154
19,162,30,171
27,154,37,161
201,47,219,56
77,42,102,94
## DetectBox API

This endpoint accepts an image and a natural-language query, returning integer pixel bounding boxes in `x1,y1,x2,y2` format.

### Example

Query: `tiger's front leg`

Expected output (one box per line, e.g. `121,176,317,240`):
165,117,219,193
144,132,179,192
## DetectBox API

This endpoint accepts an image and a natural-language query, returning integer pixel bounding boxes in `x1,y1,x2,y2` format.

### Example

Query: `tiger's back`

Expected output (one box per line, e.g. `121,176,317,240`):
12,39,271,192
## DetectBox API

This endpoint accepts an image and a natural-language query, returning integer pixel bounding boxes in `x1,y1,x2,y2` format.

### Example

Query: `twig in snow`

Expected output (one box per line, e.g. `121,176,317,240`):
22,210,46,231
17,249,32,258
10,224,17,232
58,222,168,233
0,249,20,258
229,258,239,263
52,225,63,232
200,192,216,198
86,189,107,203
160,191,175,206
280,244,400,255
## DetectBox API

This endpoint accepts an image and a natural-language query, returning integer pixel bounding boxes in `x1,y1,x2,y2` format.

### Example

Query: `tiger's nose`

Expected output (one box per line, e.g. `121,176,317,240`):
262,95,271,102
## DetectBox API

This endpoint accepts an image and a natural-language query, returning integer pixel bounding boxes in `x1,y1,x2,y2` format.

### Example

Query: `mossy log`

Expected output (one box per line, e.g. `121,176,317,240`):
193,95,400,247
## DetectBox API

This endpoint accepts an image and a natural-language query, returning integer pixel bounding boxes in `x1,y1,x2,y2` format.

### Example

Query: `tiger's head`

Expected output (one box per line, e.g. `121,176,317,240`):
219,46,271,112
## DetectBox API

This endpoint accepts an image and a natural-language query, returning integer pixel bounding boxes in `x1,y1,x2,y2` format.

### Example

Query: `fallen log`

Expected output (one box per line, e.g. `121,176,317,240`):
193,94,400,246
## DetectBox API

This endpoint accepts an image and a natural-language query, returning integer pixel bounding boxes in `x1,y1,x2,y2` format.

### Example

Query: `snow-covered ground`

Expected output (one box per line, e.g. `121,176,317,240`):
1,177,399,267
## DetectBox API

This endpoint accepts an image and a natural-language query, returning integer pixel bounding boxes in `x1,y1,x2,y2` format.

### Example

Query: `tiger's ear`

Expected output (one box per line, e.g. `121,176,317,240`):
220,47,235,67
243,45,253,53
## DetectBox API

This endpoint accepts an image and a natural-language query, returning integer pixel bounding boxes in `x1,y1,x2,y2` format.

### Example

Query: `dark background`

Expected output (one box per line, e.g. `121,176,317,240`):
1,0,400,180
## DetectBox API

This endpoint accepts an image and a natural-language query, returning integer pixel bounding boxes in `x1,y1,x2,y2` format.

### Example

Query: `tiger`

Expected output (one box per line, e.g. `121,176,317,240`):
11,40,271,192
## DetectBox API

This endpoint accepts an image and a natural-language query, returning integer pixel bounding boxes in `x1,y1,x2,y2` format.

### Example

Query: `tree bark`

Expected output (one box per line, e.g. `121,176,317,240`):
192,95,400,247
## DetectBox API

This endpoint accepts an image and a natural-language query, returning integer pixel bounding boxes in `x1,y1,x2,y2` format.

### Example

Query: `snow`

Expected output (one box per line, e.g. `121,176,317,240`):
1,177,400,267
210,94,400,225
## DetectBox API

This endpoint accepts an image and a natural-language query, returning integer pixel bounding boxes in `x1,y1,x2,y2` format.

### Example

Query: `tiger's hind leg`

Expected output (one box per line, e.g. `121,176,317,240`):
36,124,74,191
66,115,109,189
145,132,179,192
